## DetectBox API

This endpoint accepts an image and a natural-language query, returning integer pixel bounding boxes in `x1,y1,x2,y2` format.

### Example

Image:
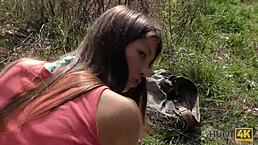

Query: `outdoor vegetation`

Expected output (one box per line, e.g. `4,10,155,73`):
0,0,257,144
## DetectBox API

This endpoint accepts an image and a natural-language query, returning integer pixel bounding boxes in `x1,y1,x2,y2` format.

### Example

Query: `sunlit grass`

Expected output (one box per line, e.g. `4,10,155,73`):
1,0,257,144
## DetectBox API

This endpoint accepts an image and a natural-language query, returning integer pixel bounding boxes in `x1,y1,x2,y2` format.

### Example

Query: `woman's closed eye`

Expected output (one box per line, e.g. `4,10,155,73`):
138,51,146,59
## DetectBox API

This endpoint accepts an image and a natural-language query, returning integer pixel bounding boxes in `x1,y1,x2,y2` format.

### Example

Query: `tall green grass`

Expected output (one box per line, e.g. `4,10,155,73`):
1,0,258,144
151,0,258,144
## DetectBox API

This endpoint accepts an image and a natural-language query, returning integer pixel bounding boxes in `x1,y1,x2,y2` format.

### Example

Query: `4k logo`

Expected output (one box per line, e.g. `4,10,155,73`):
235,128,253,142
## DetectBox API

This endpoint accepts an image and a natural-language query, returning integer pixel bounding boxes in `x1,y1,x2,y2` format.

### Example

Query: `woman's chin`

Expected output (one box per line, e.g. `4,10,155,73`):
122,86,130,93
122,84,136,93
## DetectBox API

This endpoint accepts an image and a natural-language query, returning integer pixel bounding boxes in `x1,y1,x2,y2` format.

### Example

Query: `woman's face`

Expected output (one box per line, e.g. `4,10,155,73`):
123,36,158,92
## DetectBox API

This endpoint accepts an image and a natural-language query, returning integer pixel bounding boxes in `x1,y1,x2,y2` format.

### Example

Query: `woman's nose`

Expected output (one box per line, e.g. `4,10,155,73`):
140,63,149,77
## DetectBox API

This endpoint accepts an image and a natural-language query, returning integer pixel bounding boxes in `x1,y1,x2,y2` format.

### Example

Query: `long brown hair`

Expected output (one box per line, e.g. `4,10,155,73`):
0,5,162,131
77,5,162,121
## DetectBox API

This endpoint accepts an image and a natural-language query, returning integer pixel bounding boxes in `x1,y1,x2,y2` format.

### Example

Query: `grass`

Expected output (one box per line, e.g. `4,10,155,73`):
0,0,258,144
152,0,258,144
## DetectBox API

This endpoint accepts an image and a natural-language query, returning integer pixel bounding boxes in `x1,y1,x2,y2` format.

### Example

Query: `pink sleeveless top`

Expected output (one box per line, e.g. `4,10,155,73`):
0,59,107,145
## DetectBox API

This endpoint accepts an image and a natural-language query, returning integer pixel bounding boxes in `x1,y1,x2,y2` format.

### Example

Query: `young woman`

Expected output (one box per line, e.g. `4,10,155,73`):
0,5,162,145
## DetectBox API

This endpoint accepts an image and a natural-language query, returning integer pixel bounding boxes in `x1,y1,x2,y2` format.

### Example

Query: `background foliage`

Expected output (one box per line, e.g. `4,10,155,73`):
0,0,257,144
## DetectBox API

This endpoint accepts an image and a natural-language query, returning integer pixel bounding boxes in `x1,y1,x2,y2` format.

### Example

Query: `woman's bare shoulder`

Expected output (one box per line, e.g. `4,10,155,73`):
96,89,142,145
100,89,140,111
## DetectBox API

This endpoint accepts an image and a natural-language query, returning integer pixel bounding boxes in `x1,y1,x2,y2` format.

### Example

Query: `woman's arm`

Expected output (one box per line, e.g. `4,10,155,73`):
97,89,142,145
